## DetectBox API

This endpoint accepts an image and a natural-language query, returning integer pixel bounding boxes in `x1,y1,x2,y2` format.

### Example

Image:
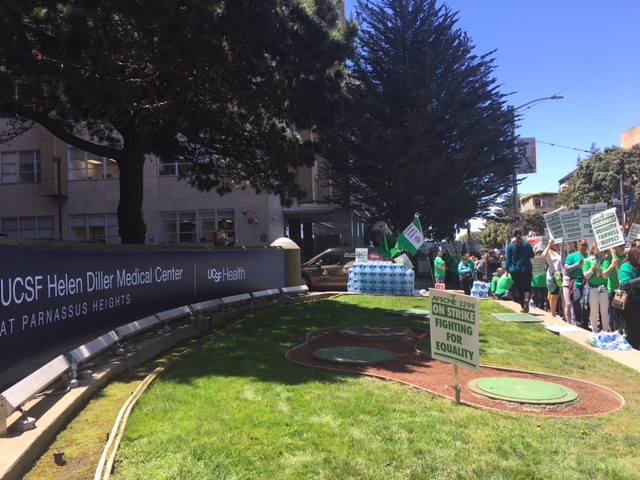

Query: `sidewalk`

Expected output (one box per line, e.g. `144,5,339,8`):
414,275,640,373
497,298,640,372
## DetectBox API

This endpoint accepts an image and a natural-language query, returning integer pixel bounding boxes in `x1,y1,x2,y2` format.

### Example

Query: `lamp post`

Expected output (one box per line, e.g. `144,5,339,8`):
511,95,564,214
52,156,63,240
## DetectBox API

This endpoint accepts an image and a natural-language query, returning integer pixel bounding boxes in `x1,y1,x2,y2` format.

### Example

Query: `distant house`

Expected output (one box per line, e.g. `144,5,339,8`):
622,124,640,149
520,193,558,214
557,170,577,193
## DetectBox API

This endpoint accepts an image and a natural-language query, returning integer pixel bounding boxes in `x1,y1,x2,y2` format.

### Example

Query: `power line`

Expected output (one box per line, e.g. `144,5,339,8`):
554,50,640,96
536,140,592,154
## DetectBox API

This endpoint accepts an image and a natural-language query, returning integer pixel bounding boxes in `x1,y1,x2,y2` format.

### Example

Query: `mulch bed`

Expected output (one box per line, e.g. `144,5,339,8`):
285,327,625,417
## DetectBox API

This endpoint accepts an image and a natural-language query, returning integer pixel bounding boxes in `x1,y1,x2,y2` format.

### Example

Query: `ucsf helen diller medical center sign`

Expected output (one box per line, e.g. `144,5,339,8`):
0,246,285,372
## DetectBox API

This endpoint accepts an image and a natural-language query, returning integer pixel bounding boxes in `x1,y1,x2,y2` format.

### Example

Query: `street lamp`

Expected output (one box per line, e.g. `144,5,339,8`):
512,95,564,214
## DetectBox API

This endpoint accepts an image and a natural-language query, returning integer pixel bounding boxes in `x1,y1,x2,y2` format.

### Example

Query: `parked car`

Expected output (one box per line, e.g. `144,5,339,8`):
301,247,385,290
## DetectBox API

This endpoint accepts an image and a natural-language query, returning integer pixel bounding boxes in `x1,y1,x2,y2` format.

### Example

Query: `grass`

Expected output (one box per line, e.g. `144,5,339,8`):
26,295,640,479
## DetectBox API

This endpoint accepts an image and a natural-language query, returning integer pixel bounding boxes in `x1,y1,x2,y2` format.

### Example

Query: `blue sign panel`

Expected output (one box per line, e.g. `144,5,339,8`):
0,247,285,372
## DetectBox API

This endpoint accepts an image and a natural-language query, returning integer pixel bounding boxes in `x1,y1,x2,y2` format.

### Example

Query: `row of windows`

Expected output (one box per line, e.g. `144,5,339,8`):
0,148,195,184
0,216,54,240
0,150,41,184
68,148,120,181
0,210,235,245
160,210,235,245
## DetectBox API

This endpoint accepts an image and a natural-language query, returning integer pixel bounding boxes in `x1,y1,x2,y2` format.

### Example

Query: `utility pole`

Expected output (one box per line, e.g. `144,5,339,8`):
511,95,564,214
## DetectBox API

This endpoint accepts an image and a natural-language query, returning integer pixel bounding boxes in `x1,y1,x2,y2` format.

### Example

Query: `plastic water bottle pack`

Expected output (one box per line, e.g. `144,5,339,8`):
348,262,414,296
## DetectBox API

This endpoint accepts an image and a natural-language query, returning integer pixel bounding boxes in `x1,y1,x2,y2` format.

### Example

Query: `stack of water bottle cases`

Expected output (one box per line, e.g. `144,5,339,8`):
470,281,490,298
347,261,415,296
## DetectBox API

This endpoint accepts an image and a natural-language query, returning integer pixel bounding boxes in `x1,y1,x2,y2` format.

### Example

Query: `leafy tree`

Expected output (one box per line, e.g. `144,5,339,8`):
477,219,510,249
556,144,640,225
319,0,515,239
477,203,545,249
0,0,356,243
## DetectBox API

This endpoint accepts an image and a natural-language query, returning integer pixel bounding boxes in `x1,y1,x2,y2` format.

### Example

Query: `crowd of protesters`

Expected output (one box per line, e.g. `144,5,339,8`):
428,230,640,350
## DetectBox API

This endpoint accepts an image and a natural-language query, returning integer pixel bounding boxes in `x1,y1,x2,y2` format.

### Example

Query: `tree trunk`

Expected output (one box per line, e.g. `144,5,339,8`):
117,154,147,244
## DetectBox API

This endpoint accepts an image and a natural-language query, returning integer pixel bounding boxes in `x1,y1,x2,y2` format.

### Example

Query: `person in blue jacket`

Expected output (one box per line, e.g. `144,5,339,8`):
458,254,475,295
505,228,535,313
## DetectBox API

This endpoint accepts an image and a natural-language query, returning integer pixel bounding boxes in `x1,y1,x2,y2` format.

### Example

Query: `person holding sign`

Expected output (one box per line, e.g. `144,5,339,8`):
619,246,640,349
531,246,548,310
543,238,564,318
505,228,535,313
565,240,589,328
583,244,609,333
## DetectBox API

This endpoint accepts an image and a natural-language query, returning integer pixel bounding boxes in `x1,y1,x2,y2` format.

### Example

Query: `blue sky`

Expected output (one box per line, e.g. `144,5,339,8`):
344,0,640,197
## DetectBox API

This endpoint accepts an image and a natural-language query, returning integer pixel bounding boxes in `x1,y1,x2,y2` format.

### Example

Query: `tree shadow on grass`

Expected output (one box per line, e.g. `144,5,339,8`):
158,297,438,387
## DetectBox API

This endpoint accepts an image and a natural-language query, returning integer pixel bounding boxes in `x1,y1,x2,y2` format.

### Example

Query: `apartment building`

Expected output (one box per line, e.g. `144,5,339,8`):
0,121,367,260
622,124,640,149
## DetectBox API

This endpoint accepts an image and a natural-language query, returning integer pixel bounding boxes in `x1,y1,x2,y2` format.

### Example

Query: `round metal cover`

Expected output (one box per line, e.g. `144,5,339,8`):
338,326,413,339
385,309,430,319
313,346,397,365
468,377,580,405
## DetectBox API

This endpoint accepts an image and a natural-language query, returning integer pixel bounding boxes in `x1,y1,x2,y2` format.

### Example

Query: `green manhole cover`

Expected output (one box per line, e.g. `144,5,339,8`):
385,309,430,319
313,347,397,365
339,326,414,339
493,313,543,323
468,377,580,404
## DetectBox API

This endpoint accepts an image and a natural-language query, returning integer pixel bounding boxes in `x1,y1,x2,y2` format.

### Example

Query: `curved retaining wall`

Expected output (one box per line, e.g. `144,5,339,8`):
0,246,285,387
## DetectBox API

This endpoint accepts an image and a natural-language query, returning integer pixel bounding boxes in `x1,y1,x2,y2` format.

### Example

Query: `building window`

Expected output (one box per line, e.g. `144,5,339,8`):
160,210,235,244
68,147,119,181
69,214,120,243
0,150,41,184
0,216,54,240
158,157,189,176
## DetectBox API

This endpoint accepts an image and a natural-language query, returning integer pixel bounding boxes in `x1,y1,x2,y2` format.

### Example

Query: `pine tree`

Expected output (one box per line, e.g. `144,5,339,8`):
319,0,514,238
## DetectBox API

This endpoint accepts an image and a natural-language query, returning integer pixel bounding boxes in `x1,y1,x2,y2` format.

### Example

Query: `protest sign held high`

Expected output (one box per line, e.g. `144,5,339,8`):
580,203,608,240
591,208,625,251
559,210,582,243
626,223,640,247
544,207,567,243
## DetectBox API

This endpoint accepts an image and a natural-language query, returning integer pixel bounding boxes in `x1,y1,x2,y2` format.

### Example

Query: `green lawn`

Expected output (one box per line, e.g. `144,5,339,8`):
105,296,640,479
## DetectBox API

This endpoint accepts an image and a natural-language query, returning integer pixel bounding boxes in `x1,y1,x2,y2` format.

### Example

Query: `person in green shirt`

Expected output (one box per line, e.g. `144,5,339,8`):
619,246,640,349
601,245,627,332
565,239,589,328
583,244,608,332
490,268,501,297
495,270,515,299
433,251,447,286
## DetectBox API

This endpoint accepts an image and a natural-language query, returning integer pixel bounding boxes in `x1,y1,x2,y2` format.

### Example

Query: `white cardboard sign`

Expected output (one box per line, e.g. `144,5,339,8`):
429,289,480,372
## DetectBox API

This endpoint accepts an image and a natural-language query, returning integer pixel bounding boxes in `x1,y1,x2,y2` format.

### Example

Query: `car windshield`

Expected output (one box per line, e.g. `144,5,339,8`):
314,253,342,266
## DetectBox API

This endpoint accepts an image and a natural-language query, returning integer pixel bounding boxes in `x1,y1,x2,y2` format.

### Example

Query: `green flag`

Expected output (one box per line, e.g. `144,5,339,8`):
378,232,391,259
395,217,424,256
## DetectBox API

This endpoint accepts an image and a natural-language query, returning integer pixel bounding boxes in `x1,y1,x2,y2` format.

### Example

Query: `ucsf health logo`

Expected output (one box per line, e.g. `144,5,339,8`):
207,267,247,283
